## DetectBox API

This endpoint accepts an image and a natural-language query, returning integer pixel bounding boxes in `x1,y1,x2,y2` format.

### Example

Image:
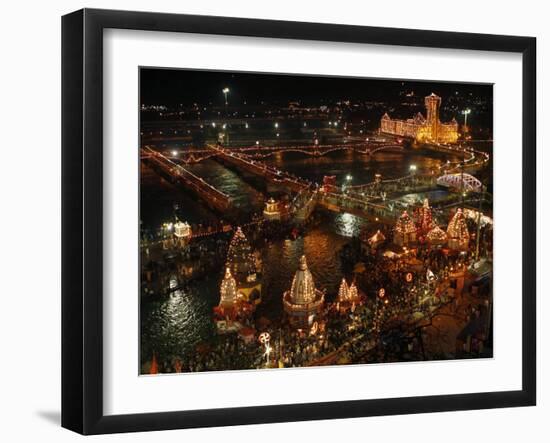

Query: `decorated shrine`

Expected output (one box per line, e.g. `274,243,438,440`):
283,255,324,328
447,209,470,250
393,211,417,246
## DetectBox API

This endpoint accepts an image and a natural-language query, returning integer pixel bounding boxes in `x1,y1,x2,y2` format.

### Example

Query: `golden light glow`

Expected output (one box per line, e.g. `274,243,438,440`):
380,93,458,144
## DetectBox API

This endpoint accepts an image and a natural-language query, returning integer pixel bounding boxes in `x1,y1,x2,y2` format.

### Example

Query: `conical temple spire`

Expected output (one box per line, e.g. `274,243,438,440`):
290,255,316,304
219,267,238,307
338,278,349,302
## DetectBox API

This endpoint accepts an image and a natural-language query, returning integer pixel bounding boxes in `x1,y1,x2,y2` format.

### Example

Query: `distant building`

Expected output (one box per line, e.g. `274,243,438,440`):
380,93,458,144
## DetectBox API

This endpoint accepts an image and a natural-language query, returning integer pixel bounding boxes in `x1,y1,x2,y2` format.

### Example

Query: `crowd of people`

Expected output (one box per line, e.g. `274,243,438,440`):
141,200,493,373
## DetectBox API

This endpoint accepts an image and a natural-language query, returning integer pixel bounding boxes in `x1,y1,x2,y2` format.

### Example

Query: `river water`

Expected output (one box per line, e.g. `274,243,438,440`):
140,148,459,367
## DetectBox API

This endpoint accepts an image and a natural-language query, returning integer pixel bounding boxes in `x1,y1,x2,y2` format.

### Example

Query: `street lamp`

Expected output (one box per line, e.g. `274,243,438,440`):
409,164,417,173
221,88,230,145
461,108,471,126
222,87,230,106
259,332,271,367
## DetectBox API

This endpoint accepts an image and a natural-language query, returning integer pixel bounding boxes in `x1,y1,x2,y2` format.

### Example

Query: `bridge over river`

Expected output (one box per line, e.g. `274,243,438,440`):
141,146,233,212
141,141,489,226
159,140,406,164
206,144,420,223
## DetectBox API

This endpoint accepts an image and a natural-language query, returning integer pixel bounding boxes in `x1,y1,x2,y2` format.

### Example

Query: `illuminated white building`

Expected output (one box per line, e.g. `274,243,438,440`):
174,221,192,238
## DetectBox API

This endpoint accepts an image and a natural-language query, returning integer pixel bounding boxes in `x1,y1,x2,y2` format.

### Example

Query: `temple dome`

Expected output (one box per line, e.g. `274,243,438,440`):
289,255,316,305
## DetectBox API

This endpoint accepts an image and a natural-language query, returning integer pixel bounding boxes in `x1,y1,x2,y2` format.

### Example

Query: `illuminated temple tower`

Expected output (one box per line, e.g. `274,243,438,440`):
380,93,458,143
447,209,470,251
337,278,349,303
283,255,324,328
215,266,256,322
225,227,262,304
219,267,238,309
393,210,417,246
425,93,441,142
335,278,362,313
416,198,435,235
426,224,448,246
226,227,256,279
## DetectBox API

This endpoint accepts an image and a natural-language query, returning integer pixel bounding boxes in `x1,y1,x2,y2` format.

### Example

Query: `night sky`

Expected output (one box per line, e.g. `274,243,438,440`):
140,67,493,107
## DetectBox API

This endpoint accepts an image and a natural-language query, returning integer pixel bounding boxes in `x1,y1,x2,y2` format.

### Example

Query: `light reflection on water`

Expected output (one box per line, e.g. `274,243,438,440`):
186,159,265,211
140,278,219,363
335,212,364,238
396,189,449,206
264,149,448,185
256,224,350,322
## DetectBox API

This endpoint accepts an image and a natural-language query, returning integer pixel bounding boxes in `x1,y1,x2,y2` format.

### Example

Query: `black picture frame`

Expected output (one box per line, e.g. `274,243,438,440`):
62,8,536,435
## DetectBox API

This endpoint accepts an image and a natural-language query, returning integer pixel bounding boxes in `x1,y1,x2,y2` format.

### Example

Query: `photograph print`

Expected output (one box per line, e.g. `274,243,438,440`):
139,68,493,375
